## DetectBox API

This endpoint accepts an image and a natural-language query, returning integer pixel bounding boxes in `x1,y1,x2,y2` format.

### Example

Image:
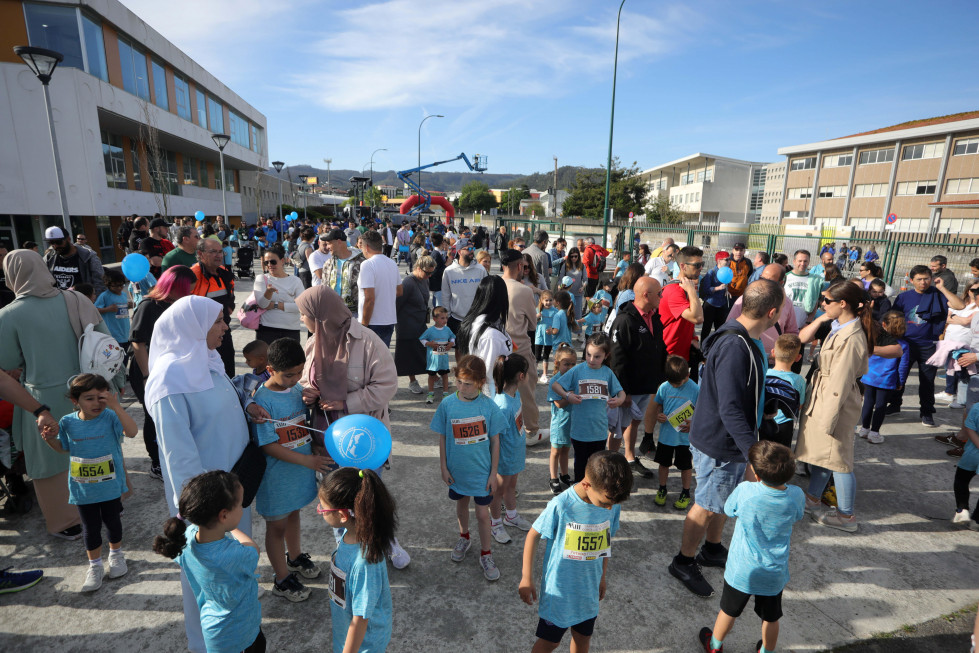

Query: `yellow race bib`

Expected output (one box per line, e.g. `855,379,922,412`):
666,400,695,429
562,520,611,561
69,455,116,484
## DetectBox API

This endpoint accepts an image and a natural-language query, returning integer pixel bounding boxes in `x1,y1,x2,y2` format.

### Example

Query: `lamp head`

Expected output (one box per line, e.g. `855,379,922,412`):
272,161,284,173
14,46,63,85
298,175,309,185
211,133,230,151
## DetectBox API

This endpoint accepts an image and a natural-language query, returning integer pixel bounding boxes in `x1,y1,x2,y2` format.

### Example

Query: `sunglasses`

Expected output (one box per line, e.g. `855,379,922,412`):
684,261,705,269
821,296,841,304
265,259,280,265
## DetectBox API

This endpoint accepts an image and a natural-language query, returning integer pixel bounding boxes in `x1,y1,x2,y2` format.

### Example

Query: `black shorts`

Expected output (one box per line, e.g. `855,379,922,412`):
719,581,783,622
533,344,552,362
536,616,597,643
653,443,693,471
427,369,450,377
448,488,493,506
447,316,462,340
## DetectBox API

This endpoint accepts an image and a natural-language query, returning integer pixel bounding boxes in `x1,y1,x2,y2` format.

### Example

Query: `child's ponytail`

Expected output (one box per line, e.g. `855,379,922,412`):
153,470,241,559
493,354,529,394
554,290,578,332
153,517,188,559
320,468,398,565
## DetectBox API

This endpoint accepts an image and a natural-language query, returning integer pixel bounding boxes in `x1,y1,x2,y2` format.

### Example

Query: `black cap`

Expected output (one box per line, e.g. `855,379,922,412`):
149,217,171,229
733,242,746,250
324,228,345,242
499,248,524,266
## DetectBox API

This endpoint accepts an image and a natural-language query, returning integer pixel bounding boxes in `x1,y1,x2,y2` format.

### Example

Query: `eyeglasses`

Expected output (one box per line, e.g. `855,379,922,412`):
316,505,347,515
423,268,435,275
821,296,841,304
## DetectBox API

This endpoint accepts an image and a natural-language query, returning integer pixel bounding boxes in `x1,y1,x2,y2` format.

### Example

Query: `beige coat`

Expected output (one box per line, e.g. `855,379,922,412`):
795,320,869,473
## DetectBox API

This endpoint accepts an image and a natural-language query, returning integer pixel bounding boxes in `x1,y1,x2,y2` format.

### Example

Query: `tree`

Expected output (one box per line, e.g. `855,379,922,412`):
458,180,498,213
500,185,530,215
561,158,647,220
525,202,547,217
135,100,172,218
645,193,687,224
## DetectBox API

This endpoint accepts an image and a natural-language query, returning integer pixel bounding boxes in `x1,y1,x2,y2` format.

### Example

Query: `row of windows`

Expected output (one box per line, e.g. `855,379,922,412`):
955,138,979,156
786,187,812,200
896,180,937,196
823,153,853,168
679,169,713,184
854,183,888,197
858,148,894,165
818,185,847,198
790,137,978,176
647,178,668,191
791,157,817,171
100,129,236,193
902,142,944,161
671,192,701,204
787,177,977,199
947,178,979,194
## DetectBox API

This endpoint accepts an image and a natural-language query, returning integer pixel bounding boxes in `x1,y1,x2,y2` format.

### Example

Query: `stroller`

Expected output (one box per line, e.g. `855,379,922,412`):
235,241,256,279
0,401,33,517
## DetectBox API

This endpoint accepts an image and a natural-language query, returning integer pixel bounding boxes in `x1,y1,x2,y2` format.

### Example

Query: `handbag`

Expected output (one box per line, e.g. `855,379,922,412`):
231,440,266,508
236,275,268,329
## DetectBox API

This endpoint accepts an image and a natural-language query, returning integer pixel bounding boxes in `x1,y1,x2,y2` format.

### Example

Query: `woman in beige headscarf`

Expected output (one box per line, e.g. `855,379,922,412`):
0,250,108,539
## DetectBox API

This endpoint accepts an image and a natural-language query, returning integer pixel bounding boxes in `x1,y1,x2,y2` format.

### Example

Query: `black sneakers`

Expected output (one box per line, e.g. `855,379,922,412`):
628,458,654,478
696,544,728,568
668,557,715,597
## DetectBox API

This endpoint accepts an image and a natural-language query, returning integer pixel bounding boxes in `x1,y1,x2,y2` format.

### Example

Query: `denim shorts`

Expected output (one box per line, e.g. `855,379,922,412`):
607,394,649,438
691,444,746,514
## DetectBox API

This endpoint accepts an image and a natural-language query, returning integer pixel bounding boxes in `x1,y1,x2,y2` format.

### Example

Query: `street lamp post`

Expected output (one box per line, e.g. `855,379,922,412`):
14,46,72,239
323,158,333,216
272,160,284,223
601,0,627,250
298,174,308,221
211,133,230,224
370,148,387,216
418,114,444,200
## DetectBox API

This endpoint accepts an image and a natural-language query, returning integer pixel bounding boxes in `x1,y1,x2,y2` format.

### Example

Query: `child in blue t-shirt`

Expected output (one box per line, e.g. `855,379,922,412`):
94,269,133,350
550,290,577,348
649,355,699,510
534,291,559,382
430,354,506,581
699,441,805,653
318,467,396,653
547,346,577,494
578,300,607,338
490,355,533,546
419,306,456,405
153,471,264,653
42,374,138,593
519,451,633,652
222,240,233,267
953,401,979,528
252,338,330,602
766,333,808,448
552,334,626,482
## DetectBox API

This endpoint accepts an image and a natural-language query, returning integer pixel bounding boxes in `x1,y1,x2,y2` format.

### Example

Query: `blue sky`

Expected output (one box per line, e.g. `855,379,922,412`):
124,0,979,176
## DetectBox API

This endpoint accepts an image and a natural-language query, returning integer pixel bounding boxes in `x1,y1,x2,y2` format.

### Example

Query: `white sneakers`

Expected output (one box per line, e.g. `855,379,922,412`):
491,523,512,544
526,429,549,446
539,373,549,385
935,392,956,406
503,513,533,531
80,564,104,592
408,380,423,394
479,554,500,581
107,551,128,579
856,427,870,439
867,431,884,444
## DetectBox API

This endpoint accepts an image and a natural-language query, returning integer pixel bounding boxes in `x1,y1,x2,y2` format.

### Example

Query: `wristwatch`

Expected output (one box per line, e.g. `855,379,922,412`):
33,404,51,417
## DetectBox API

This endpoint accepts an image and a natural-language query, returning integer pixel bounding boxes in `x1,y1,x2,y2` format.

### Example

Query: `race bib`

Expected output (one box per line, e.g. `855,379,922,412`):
273,415,311,450
115,305,129,320
514,409,523,434
70,454,116,484
562,520,611,561
328,560,347,609
451,416,488,445
434,341,450,354
666,401,695,429
577,379,609,401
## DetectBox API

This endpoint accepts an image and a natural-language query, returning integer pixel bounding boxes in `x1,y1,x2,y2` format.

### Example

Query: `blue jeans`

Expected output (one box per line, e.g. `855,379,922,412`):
368,324,395,348
808,467,856,516
431,290,442,308
891,341,938,416
690,445,746,514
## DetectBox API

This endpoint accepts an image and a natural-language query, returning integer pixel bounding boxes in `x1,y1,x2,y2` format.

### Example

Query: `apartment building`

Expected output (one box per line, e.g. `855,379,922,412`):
776,111,979,235
636,153,769,224
0,0,268,261
759,160,785,224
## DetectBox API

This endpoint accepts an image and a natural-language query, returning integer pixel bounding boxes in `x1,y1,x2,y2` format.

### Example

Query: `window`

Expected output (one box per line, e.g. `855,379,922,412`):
195,88,207,127
953,138,979,156
174,74,191,120
148,149,179,195
130,142,143,191
786,187,813,200
902,142,944,160
229,110,249,148
219,169,235,193
817,185,847,198
151,59,168,110
80,14,108,81
823,153,853,168
853,183,888,197
946,178,979,194
183,157,199,186
207,96,223,132
118,37,149,100
896,180,937,196
101,130,126,189
790,157,817,171
24,3,84,70
250,124,263,154
749,190,763,211
858,148,895,165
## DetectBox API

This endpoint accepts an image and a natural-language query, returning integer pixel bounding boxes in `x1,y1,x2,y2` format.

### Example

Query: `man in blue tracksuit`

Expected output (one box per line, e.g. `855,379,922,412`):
668,279,785,598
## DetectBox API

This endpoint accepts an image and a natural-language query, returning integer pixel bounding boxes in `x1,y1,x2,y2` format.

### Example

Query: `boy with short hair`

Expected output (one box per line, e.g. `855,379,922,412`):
649,355,699,510
253,338,330,602
698,440,805,653
419,306,456,405
519,451,633,653
766,334,807,448
242,340,270,382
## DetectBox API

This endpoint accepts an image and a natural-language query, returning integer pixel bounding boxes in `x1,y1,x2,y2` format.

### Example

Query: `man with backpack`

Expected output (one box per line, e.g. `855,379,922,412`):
581,237,609,299
292,226,316,289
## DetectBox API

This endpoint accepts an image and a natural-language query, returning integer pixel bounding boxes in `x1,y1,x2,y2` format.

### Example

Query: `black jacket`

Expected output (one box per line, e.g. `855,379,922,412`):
608,301,666,396
688,320,766,463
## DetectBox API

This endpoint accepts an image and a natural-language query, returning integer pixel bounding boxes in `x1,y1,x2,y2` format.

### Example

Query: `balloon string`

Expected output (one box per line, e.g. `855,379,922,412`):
266,419,331,435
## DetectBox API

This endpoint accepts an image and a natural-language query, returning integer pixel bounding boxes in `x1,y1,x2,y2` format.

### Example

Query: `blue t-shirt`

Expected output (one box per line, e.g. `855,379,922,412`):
893,287,949,345
557,363,623,442
223,245,233,266
533,487,621,627
330,531,392,653
547,373,572,447
175,524,261,653
253,384,318,518
334,259,346,295
766,369,807,425
419,325,455,372
493,392,525,476
536,307,559,346
581,311,605,336
724,481,805,596
95,290,131,345
615,289,635,310
551,310,573,347
58,409,127,505
614,260,628,278
653,379,699,447
430,393,505,497
592,289,612,307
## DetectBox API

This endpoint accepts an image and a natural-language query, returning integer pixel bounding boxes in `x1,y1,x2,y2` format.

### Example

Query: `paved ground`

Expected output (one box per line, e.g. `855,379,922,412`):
2,268,979,652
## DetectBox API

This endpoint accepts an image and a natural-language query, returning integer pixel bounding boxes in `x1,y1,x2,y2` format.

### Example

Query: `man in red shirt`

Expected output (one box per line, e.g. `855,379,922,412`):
581,237,609,299
658,245,704,367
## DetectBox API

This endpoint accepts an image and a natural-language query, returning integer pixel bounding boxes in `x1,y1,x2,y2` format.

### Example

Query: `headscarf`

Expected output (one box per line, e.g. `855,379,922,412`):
296,286,351,402
144,295,226,410
3,249,102,331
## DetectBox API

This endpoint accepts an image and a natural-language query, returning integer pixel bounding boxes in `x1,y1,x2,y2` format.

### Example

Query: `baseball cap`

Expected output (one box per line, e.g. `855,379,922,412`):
499,249,523,266
149,217,171,229
44,226,69,241
318,233,330,241
561,275,574,287
715,251,730,261
733,242,746,250
323,228,346,242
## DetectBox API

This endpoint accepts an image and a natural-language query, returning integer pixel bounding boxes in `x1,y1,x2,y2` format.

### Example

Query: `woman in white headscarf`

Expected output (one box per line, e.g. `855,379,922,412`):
146,295,254,653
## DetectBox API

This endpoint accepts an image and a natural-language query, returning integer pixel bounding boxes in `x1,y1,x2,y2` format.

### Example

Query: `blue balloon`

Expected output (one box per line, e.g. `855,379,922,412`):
717,266,734,284
324,414,392,470
194,210,205,221
121,253,150,283
290,211,299,220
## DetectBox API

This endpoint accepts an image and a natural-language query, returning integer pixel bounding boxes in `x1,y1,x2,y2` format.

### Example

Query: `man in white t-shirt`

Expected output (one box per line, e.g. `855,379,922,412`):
357,230,402,347
308,234,333,286
645,243,679,286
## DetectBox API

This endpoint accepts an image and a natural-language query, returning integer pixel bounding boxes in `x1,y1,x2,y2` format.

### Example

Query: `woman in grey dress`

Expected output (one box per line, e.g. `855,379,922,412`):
395,255,435,394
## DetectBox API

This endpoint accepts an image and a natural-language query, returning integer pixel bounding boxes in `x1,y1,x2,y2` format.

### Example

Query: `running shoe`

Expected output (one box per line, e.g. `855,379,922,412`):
479,553,500,581
491,523,512,544
408,380,423,394
669,558,714,598
696,544,728,568
287,552,321,579
272,573,311,602
51,525,82,541
817,509,858,533
450,536,472,562
0,568,43,594
698,627,722,652
80,564,103,592
503,513,533,531
107,551,128,579
654,488,668,506
673,494,691,510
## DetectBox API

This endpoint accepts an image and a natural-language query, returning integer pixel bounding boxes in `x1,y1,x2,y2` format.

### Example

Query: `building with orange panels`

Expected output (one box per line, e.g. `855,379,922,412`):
775,111,979,236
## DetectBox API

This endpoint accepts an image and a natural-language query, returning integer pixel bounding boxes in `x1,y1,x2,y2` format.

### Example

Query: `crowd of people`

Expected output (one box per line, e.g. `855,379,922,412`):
1,213,978,653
